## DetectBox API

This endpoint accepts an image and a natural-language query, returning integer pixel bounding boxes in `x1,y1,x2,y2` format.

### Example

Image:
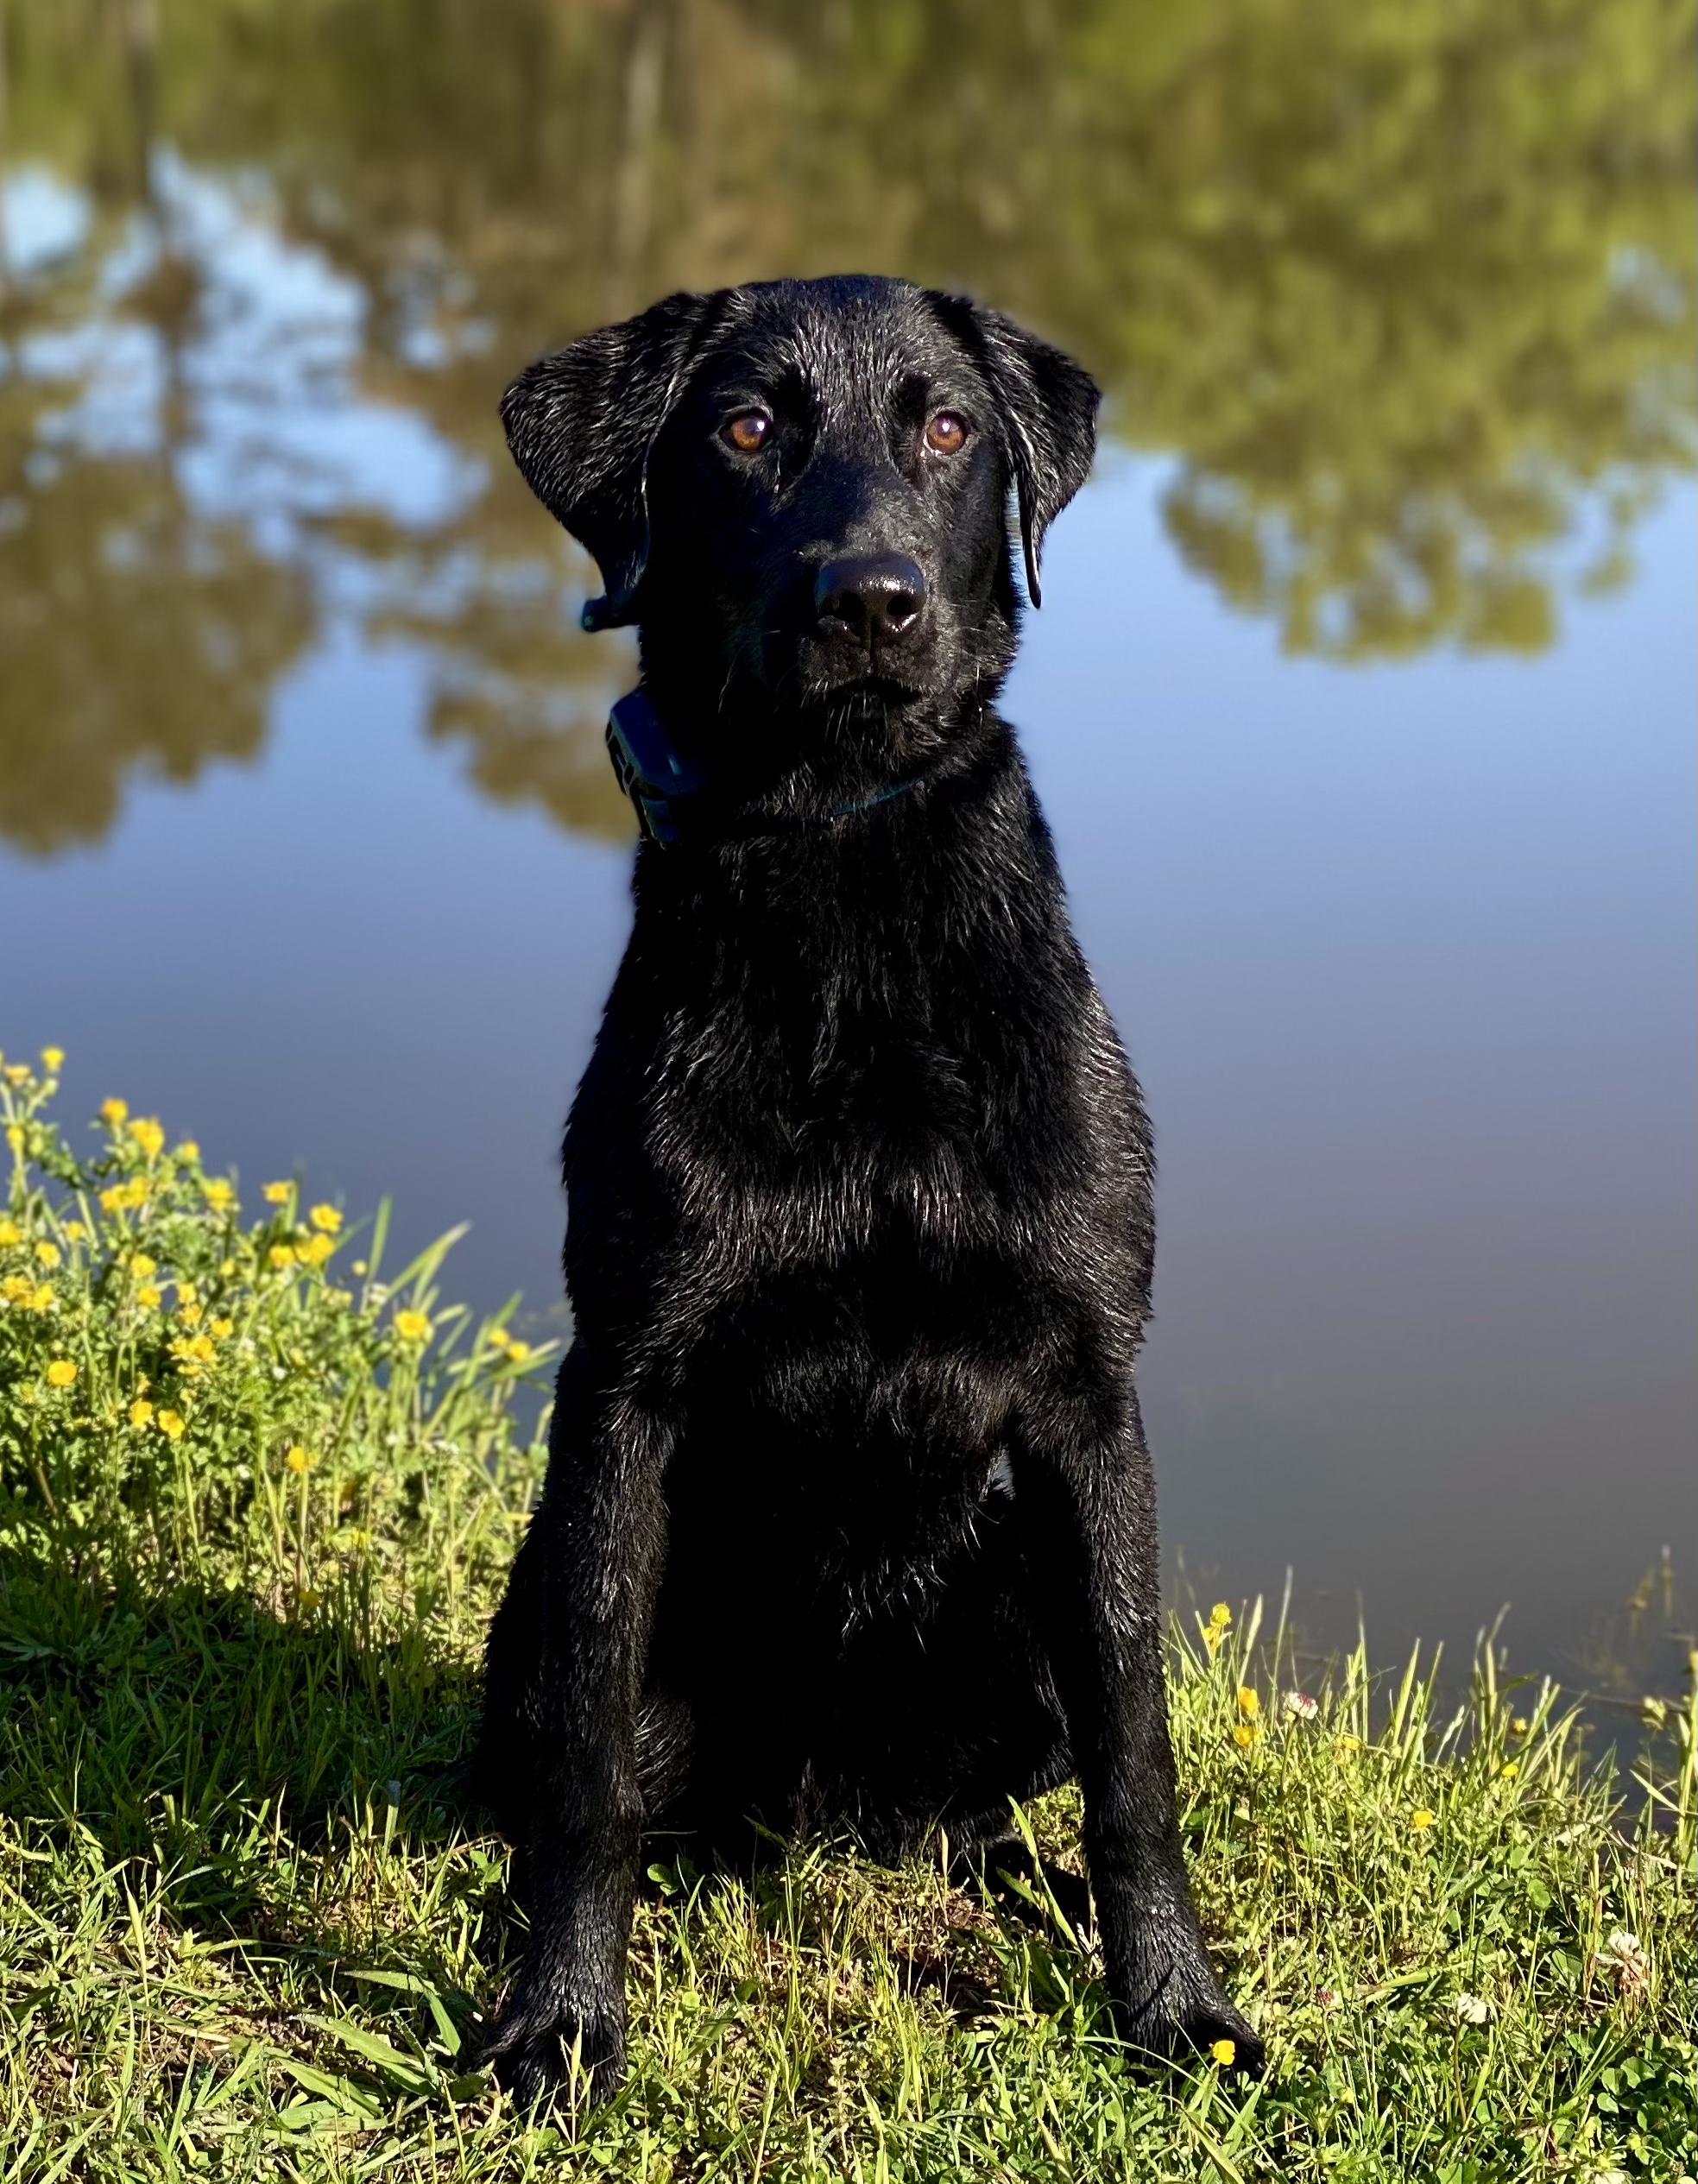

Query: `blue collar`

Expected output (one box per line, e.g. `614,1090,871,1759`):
604,687,926,848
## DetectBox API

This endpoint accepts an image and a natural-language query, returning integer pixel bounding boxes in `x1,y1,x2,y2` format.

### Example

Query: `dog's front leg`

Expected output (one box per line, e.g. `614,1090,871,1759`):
482,1343,670,2114
1016,1380,1265,2075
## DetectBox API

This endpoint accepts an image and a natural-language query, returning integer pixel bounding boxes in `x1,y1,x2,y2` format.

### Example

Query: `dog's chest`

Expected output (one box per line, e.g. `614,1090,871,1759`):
656,953,1057,1260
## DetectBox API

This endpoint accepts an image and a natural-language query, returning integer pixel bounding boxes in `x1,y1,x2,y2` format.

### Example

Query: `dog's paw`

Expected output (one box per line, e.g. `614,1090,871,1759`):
1107,1934,1266,2080
1148,1985,1266,2080
479,1993,625,2118
975,1839,1095,1940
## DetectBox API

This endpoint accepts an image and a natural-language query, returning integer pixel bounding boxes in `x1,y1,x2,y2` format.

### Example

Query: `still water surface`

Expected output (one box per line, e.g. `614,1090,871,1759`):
2,0,1693,1702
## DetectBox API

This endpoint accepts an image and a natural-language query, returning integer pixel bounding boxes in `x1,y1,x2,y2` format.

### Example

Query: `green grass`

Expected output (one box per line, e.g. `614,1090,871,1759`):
1,1052,1693,2182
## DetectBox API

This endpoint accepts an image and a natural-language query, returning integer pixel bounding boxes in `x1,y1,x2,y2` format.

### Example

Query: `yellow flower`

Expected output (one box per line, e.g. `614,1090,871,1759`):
126,1117,165,1160
262,1181,292,1204
268,1245,296,1270
1411,1808,1436,1832
210,1317,233,1339
3,1064,29,1085
26,1285,54,1312
300,1233,334,1266
394,1309,431,1343
7,1125,26,1154
170,1334,216,1365
1499,1761,1518,1782
0,1219,20,1247
129,1398,154,1428
64,1221,85,1241
178,1299,204,1326
1334,1735,1360,1758
41,1047,65,1073
136,1285,163,1310
1232,1723,1259,1749
46,1359,78,1387
1509,1717,1529,1737
309,1204,343,1234
1209,1603,1232,1628
129,1253,157,1278
100,1098,129,1127
202,1179,235,1211
156,1410,186,1440
173,1140,199,1162
1236,1686,1259,1719
1209,2038,1236,2067
297,1588,322,1609
284,1446,319,1474
505,1340,530,1365
1,1273,31,1301
99,1179,148,1212
34,1240,59,1268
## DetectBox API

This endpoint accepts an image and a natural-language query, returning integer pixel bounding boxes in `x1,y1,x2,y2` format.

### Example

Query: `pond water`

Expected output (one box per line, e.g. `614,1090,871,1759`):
2,0,1693,1707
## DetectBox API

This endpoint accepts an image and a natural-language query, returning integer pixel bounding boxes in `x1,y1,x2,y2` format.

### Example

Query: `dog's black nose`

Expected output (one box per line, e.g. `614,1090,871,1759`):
813,554,928,647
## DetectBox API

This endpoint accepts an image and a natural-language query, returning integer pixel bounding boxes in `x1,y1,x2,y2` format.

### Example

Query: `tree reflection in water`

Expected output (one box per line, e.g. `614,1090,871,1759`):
0,0,1691,851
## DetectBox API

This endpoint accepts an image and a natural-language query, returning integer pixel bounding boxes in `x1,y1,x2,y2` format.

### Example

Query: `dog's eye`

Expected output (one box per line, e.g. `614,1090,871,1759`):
720,411,773,455
924,411,969,455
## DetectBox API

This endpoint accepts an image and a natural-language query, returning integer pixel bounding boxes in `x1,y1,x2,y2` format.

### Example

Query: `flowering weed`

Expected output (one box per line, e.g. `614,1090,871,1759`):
1,1054,548,1638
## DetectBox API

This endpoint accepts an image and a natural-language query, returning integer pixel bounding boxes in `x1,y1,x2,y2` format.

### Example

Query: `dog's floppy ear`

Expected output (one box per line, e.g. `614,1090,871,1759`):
502,289,728,630
928,294,1099,608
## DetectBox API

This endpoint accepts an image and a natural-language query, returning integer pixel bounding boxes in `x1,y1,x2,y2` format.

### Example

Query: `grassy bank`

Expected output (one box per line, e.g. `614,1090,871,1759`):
1,1055,1693,2182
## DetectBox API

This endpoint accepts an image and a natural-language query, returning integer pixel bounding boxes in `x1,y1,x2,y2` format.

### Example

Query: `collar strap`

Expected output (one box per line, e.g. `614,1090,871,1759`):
605,689,706,846
605,687,926,848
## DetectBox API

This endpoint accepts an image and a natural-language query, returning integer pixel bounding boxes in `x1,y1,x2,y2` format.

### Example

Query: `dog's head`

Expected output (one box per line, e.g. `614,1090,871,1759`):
502,275,1097,783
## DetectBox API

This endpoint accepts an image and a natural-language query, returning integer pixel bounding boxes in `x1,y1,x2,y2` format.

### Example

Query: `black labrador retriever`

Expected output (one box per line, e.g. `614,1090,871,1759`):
476,274,1262,2105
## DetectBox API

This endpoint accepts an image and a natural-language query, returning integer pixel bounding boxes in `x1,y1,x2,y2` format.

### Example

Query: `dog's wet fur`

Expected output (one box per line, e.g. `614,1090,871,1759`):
475,274,1264,2105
